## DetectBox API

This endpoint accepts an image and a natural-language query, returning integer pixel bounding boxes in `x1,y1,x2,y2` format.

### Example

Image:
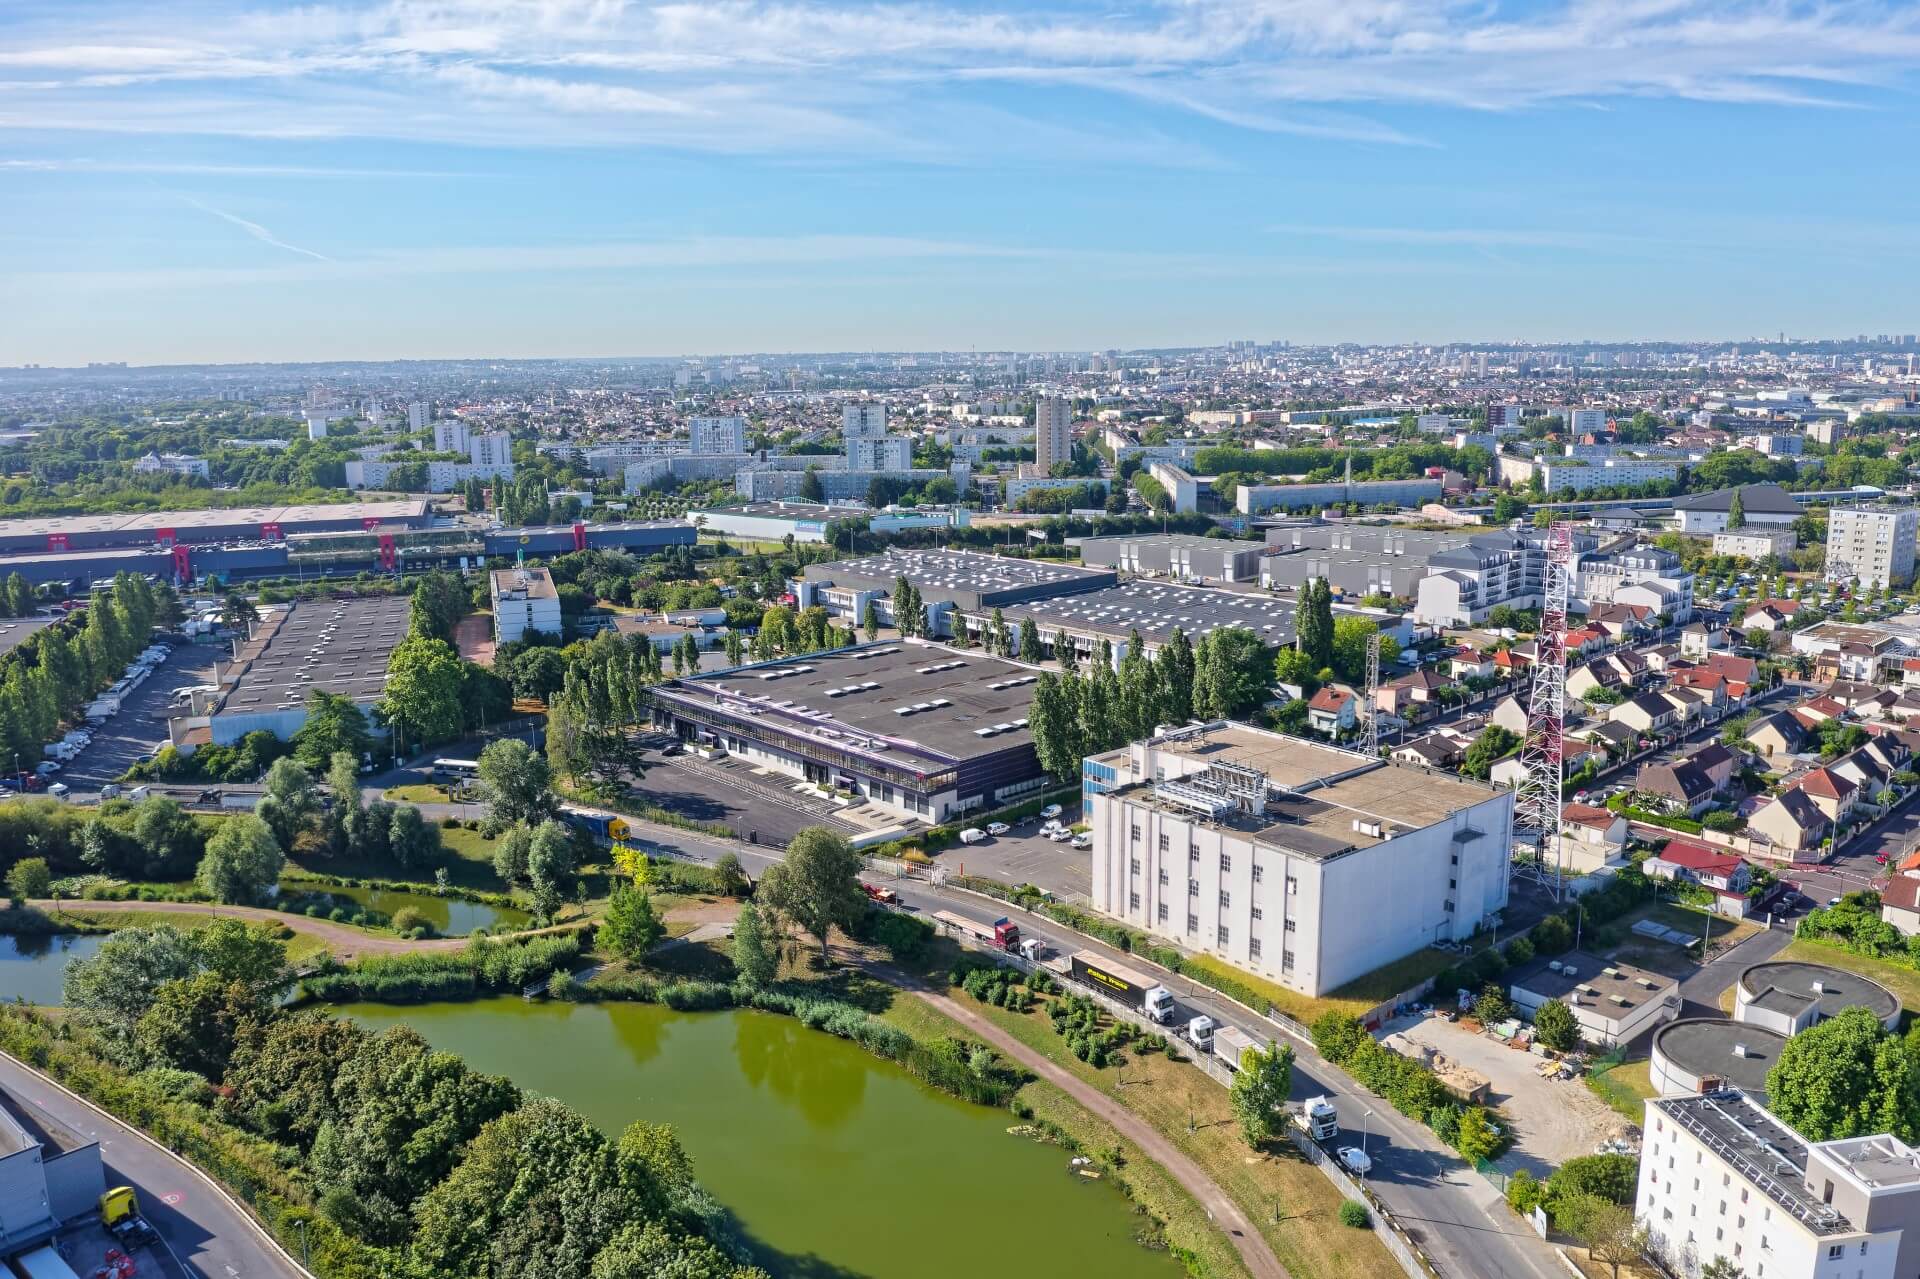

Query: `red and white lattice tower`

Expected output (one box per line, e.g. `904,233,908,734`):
1515,521,1574,897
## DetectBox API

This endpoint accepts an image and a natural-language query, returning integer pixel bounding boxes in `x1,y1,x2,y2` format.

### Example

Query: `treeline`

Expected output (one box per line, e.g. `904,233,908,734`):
0,572,173,767
302,931,586,1002
1027,628,1270,781
39,920,761,1278
376,571,512,749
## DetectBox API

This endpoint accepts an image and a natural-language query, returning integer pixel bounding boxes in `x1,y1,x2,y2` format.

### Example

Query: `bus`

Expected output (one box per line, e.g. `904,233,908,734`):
432,758,480,781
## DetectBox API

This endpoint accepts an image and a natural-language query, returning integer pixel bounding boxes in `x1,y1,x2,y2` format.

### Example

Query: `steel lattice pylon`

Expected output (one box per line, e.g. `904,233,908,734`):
1363,629,1381,756
1515,521,1574,898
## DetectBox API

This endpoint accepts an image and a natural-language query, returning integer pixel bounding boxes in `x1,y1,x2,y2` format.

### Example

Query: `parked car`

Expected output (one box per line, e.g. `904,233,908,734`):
986,821,1010,836
1337,1147,1372,1176
960,828,987,845
1046,827,1072,843
1039,804,1064,819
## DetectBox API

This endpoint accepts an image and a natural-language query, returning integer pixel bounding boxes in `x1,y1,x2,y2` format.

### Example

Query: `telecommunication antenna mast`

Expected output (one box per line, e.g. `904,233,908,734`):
1515,519,1574,898
1363,629,1382,756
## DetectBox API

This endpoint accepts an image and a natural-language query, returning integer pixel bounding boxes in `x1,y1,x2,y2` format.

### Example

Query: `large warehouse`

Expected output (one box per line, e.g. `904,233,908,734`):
648,641,1055,823
958,580,1410,665
1084,721,1513,998
795,548,1115,636
0,500,432,554
200,595,413,746
1077,533,1267,584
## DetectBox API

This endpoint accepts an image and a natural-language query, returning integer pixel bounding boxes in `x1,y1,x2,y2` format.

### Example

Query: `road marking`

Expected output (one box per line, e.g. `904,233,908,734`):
162,1192,182,1205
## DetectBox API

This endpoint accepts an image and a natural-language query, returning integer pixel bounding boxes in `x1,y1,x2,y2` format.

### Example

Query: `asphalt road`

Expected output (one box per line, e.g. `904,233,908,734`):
620,820,1567,1279
0,1052,306,1279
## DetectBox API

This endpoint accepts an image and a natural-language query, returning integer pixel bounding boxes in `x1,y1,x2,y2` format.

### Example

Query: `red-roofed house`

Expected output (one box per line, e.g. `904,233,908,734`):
1559,803,1629,870
1308,686,1357,734
1449,648,1495,681
1883,876,1920,937
1794,767,1859,824
1644,839,1752,896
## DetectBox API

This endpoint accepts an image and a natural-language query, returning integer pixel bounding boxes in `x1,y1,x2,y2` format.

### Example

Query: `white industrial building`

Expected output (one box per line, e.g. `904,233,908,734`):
490,566,562,645
1640,1090,1920,1279
1826,507,1919,590
0,1083,105,1255
1505,950,1679,1048
1084,722,1513,998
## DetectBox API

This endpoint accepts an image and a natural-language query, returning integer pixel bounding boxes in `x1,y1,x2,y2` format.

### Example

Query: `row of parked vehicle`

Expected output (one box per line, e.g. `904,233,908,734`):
958,804,1091,847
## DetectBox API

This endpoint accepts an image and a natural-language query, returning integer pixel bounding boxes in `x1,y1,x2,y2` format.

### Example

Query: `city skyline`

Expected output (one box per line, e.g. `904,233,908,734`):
6,0,1920,364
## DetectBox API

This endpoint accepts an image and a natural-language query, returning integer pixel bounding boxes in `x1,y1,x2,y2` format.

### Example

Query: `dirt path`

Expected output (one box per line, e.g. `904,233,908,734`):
895,971,1290,1279
29,899,584,959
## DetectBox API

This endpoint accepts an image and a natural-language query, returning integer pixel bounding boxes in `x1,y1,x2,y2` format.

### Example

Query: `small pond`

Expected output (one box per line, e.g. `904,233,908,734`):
0,933,108,1005
285,883,528,935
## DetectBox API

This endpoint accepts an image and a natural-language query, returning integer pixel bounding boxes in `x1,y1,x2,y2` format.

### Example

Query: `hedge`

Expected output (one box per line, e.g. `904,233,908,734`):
300,930,588,1003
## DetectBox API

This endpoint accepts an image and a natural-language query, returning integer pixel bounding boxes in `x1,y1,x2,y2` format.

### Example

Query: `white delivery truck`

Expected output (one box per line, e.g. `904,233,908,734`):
1294,1095,1339,1141
1186,1014,1215,1051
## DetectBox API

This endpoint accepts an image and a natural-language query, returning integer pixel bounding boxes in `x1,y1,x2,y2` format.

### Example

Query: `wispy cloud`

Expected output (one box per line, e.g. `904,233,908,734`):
180,194,330,260
3,0,1917,158
2,157,478,177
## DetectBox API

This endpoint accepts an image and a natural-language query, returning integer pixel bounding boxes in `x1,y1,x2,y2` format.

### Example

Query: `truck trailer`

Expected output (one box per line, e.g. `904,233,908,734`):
1211,1024,1263,1072
931,910,1020,951
1068,950,1176,1023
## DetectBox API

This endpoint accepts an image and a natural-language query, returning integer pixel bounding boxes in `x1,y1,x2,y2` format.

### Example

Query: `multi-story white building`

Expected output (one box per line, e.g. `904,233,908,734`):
1827,507,1918,589
842,402,888,438
1035,395,1072,473
407,401,429,431
845,435,913,472
132,452,210,479
1084,722,1512,998
1539,458,1680,494
1578,545,1695,622
1640,1090,1920,1279
1487,404,1526,429
688,416,749,455
469,432,513,470
1715,527,1799,559
1567,407,1609,434
489,567,562,644
433,419,470,455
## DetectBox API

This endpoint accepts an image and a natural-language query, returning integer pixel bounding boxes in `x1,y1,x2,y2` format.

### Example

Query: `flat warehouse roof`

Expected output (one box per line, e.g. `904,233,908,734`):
803,548,1114,606
991,581,1301,646
0,616,55,658
1079,533,1266,554
215,595,413,716
653,641,1044,771
0,499,430,539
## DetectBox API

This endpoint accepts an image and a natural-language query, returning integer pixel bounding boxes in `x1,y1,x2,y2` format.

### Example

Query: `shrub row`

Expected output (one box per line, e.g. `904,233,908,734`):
1312,1011,1510,1162
300,931,587,1003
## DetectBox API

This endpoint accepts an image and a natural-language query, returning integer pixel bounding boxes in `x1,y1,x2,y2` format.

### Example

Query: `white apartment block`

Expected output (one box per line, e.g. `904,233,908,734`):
1085,723,1512,998
407,401,429,431
1578,545,1696,622
434,419,471,455
1567,407,1609,434
843,402,888,438
469,432,514,470
490,567,562,644
1035,395,1073,472
1640,1090,1920,1279
845,436,913,471
688,416,749,455
1539,458,1681,494
1826,507,1918,589
1715,527,1799,559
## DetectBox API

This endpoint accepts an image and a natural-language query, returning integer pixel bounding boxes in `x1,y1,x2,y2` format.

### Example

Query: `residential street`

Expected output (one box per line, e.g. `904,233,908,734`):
0,1051,307,1279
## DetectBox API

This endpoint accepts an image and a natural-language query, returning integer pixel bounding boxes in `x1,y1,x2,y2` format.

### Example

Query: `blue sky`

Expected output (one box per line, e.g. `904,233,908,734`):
5,0,1920,365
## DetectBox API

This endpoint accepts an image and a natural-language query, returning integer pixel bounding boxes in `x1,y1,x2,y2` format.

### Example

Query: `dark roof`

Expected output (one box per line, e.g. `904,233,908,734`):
1673,482,1801,515
1637,759,1716,801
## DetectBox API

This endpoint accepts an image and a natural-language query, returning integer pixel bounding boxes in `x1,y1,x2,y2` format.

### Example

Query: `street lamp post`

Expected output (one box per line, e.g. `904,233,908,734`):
1362,1108,1375,1172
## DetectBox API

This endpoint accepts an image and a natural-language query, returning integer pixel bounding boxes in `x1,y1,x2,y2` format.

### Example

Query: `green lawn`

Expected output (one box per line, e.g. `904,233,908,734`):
1178,944,1464,1028
55,908,335,966
1586,1057,1656,1123
384,782,452,804
291,823,508,893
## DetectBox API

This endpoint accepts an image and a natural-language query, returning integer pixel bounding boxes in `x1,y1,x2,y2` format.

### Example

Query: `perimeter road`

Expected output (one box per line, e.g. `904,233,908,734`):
0,1050,309,1279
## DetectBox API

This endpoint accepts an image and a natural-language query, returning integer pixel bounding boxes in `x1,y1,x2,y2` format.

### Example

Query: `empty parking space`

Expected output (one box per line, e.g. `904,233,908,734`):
630,754,856,847
941,813,1092,901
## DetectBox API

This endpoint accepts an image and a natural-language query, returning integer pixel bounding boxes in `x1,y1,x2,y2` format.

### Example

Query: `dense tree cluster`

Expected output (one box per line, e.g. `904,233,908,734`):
0,572,163,767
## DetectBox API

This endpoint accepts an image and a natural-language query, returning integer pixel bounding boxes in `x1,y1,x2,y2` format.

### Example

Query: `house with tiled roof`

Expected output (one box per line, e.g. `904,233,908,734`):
1701,652,1760,687
1745,787,1830,857
1307,685,1357,734
1882,876,1920,937
1491,646,1531,676
1376,665,1450,716
1448,648,1495,681
1612,691,1681,735
1792,766,1859,824
1641,643,1684,674
1740,598,1801,631
1688,742,1738,790
1635,759,1720,816
1797,695,1848,724
1392,734,1463,769
1741,710,1806,759
1645,838,1751,894
1560,803,1629,869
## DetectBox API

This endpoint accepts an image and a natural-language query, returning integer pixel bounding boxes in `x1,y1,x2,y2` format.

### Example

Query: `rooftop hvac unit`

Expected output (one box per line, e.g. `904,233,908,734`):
1563,966,1578,979
1156,780,1235,821
1811,980,1827,994
1548,961,1564,973
1352,818,1384,838
1604,967,1621,977
1733,1043,1749,1058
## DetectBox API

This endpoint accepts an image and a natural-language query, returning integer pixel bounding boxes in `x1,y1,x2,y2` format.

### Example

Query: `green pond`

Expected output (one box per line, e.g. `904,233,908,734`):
0,933,106,1004
287,883,528,935
344,998,1181,1279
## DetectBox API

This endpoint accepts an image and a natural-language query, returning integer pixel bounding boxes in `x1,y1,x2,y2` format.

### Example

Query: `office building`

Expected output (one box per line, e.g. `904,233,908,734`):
1640,1090,1920,1279
845,436,913,472
490,567,562,645
1827,507,1918,589
843,402,888,438
688,416,749,455
1085,722,1513,997
648,643,1055,823
1035,395,1072,472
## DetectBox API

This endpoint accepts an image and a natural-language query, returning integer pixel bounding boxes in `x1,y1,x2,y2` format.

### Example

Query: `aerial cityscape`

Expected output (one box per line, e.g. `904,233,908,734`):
8,3,1920,1279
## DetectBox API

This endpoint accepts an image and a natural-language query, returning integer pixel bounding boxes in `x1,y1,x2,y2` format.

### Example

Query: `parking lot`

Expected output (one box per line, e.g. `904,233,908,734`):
941,807,1092,901
58,644,217,794
629,752,862,848
1385,1011,1629,1176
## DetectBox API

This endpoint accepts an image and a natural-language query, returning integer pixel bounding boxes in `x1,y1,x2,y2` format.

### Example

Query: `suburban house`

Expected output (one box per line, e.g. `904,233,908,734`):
1586,602,1653,640
1491,646,1533,677
1904,657,1920,688
1740,710,1805,758
1392,734,1464,769
1634,759,1720,816
1376,666,1450,716
1567,661,1625,701
1794,695,1846,725
1490,694,1529,735
1560,803,1630,869
1739,598,1802,631
1448,648,1495,681
1679,624,1723,659
1642,839,1754,917
1882,876,1920,937
1791,766,1859,825
1611,692,1679,735
1791,622,1904,682
1307,686,1357,734
1490,755,1530,789
1640,643,1684,674
1829,745,1897,808
1668,669,1731,711
1744,787,1831,856
1687,742,1739,790
1572,720,1639,758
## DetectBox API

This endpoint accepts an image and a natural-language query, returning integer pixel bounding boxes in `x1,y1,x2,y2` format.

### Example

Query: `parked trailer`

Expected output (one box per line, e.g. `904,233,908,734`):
9,1245,82,1279
930,910,1020,950
1211,1024,1263,1072
1068,950,1176,1023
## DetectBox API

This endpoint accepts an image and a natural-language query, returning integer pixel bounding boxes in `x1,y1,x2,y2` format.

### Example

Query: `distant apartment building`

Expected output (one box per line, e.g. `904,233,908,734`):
688,416,749,455
1566,408,1608,434
1084,722,1513,998
1714,526,1798,559
1035,395,1073,472
845,435,913,472
469,432,513,470
433,419,470,455
1827,507,1919,589
1487,404,1526,430
842,402,888,438
1538,457,1680,494
132,451,210,479
407,400,429,431
490,567,562,644
1578,545,1695,622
